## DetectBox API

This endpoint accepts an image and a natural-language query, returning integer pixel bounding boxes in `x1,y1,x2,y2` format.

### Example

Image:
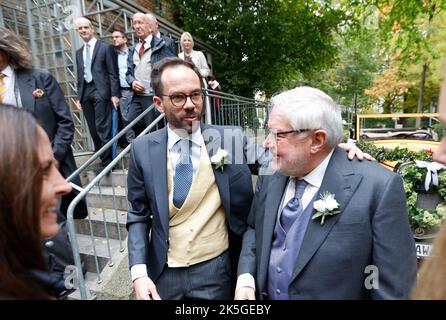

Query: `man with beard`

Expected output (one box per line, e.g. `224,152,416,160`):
126,58,372,300
126,57,258,299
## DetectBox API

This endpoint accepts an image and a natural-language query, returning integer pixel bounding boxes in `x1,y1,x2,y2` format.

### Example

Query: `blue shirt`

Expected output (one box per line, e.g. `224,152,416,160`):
116,48,130,88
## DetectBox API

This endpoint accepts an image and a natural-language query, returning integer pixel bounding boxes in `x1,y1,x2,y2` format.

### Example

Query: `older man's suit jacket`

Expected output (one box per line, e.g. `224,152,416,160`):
238,147,417,300
126,124,257,282
75,39,120,101
16,68,87,218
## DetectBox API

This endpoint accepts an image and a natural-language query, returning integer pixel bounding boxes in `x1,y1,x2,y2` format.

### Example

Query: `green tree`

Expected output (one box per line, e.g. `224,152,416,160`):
375,0,446,120
170,0,349,97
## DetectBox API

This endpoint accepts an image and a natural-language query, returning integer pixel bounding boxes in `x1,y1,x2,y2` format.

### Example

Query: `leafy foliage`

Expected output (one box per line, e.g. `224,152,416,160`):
400,164,446,229
356,139,433,162
170,0,349,96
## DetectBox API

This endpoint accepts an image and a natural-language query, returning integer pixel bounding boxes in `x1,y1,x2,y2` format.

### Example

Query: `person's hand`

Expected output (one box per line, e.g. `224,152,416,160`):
111,96,120,110
132,81,145,94
433,136,446,164
76,101,82,111
338,142,375,161
133,276,161,300
234,287,256,300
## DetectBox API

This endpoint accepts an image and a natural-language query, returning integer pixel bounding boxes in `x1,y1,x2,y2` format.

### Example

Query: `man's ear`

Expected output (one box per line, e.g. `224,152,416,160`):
153,96,164,113
310,130,327,153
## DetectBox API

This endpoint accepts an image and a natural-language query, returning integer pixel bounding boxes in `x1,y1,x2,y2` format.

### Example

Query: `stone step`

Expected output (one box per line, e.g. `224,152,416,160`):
86,186,128,211
75,208,127,239
66,271,99,300
76,234,124,274
82,169,128,187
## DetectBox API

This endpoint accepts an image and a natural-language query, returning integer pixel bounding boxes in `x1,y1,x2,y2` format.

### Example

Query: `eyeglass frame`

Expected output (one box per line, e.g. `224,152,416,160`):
266,129,314,141
159,89,205,108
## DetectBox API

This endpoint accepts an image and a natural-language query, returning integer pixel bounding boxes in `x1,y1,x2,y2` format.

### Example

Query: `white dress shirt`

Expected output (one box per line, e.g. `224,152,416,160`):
82,37,97,67
130,126,203,282
236,149,335,293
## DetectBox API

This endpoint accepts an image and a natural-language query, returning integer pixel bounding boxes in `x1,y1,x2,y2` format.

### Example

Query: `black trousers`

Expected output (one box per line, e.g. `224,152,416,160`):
127,94,164,138
81,82,112,167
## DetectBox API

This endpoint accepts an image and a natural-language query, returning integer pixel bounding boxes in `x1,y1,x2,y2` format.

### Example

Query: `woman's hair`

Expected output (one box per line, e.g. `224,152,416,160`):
0,27,33,70
180,32,194,51
411,221,446,299
0,105,51,299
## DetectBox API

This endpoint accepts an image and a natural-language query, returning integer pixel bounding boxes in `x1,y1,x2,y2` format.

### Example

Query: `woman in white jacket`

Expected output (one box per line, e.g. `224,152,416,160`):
178,32,210,78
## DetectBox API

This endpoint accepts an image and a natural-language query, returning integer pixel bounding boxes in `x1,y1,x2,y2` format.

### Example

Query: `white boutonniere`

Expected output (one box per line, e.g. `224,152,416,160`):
210,148,229,172
312,191,340,225
32,89,44,98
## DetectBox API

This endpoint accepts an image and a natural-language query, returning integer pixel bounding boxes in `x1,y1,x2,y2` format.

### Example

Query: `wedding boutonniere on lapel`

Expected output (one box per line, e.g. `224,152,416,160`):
210,148,229,172
32,89,44,98
312,191,340,225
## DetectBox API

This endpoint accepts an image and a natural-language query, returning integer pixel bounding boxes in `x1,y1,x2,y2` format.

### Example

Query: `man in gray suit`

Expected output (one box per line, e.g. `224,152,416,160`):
126,57,259,300
236,86,417,300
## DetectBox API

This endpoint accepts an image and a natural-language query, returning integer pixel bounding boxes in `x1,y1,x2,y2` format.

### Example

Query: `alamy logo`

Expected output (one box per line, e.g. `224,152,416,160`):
64,265,93,299
364,265,379,290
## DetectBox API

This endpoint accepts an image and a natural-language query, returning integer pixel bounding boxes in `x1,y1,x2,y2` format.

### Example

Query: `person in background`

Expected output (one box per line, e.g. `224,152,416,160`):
207,73,222,125
178,32,210,78
112,30,133,146
146,12,177,56
0,106,72,299
126,13,175,138
0,26,87,219
74,17,120,173
411,61,446,300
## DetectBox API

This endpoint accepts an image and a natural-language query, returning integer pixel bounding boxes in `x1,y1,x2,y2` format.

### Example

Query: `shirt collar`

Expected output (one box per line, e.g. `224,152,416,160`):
116,48,128,55
141,35,152,45
84,37,97,47
167,125,202,151
300,149,334,189
1,65,14,77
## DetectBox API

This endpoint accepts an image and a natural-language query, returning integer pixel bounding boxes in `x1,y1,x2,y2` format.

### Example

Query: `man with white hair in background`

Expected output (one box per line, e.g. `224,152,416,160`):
235,86,417,300
125,13,175,139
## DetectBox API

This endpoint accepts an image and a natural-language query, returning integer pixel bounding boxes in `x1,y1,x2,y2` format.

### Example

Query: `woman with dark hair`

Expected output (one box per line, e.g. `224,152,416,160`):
0,106,72,299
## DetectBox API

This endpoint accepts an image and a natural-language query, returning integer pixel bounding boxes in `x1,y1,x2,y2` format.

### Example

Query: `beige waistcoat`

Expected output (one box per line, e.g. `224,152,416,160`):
166,139,228,267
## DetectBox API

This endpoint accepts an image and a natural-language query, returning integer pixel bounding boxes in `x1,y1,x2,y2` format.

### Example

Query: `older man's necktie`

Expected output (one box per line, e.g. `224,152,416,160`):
84,44,93,83
280,179,308,233
0,73,6,103
139,39,146,58
173,139,193,208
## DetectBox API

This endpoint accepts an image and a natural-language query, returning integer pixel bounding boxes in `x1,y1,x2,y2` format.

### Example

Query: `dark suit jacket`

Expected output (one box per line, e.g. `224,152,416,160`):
238,147,417,299
126,124,256,282
125,36,176,88
17,68,87,219
76,39,120,101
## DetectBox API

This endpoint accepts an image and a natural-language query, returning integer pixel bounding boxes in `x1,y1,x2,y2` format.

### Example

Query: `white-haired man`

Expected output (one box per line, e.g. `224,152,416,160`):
236,86,417,300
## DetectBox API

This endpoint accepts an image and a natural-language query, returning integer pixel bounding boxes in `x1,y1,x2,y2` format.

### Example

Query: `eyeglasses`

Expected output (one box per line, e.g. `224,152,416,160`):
160,90,204,108
266,129,313,141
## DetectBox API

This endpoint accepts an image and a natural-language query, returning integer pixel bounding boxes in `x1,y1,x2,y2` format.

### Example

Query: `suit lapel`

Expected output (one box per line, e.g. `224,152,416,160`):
16,71,36,112
91,39,100,65
290,148,363,281
259,174,288,287
201,125,231,215
149,128,170,234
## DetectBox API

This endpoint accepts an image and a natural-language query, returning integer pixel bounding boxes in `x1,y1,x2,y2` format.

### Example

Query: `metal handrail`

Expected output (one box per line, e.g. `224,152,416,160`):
66,109,164,299
65,91,268,299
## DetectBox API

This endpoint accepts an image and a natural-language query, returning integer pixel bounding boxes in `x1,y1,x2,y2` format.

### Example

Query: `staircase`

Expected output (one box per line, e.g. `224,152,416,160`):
68,164,134,300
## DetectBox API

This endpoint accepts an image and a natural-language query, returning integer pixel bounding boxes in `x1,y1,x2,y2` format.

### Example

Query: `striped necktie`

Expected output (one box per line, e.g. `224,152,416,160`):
0,73,6,104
